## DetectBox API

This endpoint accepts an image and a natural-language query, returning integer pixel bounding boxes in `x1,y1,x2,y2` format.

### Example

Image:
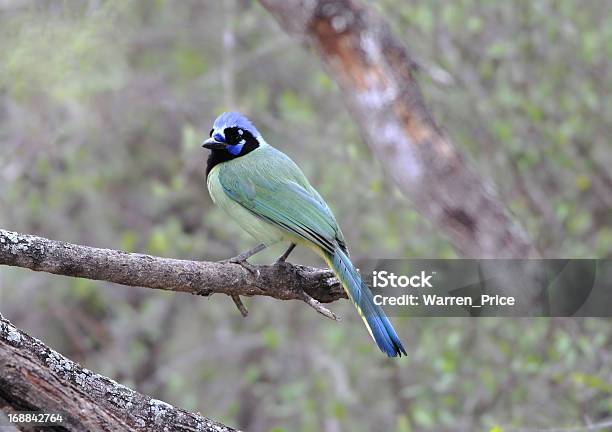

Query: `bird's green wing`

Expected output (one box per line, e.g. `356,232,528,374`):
217,148,346,254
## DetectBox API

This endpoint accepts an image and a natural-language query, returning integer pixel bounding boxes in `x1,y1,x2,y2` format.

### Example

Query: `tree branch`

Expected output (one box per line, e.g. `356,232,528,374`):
258,0,539,258
0,313,239,431
0,229,346,305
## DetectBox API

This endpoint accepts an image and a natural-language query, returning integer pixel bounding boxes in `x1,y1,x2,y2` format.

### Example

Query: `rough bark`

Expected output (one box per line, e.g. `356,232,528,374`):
0,313,238,431
258,0,539,258
0,229,345,304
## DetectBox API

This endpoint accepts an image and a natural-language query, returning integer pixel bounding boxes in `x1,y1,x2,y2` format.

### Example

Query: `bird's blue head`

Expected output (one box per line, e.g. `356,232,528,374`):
202,112,263,175
202,112,262,157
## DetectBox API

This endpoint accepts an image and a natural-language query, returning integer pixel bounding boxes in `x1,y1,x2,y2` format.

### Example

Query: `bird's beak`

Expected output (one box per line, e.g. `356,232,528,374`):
201,137,227,150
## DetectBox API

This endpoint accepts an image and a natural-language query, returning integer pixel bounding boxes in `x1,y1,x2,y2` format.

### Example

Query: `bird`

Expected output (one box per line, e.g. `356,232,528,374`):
202,112,406,357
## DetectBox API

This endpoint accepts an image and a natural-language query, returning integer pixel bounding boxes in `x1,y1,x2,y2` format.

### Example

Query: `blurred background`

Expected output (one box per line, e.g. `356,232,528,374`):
0,1,610,431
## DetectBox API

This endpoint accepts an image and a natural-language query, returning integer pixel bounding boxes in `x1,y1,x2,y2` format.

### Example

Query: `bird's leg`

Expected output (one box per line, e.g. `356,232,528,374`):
222,243,267,264
276,243,296,264
220,243,267,281
220,244,267,318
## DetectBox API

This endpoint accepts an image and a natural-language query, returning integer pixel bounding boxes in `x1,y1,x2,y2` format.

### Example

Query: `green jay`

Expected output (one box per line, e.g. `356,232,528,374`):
202,112,406,357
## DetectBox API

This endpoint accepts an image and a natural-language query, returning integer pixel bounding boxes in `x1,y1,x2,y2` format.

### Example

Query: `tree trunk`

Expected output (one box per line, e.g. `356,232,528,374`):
259,0,539,258
0,313,238,431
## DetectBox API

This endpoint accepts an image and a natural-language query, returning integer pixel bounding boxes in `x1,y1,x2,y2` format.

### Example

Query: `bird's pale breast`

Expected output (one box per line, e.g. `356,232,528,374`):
207,156,285,246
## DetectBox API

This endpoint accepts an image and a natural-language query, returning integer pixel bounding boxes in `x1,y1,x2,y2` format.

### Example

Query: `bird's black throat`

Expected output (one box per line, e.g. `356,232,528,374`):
206,150,236,176
205,129,260,176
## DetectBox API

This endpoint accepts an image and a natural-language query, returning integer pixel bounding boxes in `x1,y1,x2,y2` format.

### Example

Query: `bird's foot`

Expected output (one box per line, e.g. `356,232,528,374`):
219,243,267,276
222,245,265,263
275,243,296,265
220,256,259,276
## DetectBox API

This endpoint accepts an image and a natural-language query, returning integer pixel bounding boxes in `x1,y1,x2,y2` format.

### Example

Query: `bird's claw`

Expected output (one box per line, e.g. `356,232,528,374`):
235,260,258,276
275,243,296,265
221,256,259,276
274,257,289,266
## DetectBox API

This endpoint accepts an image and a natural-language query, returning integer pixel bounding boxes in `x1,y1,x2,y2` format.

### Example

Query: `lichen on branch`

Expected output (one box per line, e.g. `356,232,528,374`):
0,228,345,305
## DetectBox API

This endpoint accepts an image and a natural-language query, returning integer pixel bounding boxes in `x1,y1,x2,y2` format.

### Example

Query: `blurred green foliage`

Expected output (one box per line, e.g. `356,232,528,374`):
0,1,610,431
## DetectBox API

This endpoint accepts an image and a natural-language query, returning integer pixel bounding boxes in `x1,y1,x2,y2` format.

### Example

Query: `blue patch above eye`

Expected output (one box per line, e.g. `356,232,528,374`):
213,133,225,142
227,142,244,155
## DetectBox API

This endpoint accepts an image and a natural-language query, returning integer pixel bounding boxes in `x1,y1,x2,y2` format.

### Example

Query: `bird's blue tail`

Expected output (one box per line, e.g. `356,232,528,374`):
324,248,406,357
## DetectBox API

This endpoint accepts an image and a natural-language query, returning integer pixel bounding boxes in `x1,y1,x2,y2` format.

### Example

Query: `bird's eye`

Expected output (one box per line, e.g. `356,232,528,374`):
209,129,214,137
238,129,243,136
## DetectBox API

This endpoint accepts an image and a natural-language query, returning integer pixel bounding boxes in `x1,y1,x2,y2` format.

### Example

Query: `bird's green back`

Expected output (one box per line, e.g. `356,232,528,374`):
216,144,347,254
